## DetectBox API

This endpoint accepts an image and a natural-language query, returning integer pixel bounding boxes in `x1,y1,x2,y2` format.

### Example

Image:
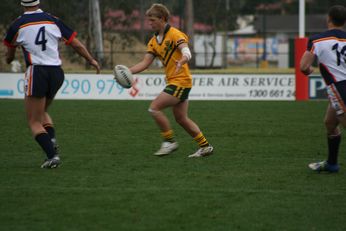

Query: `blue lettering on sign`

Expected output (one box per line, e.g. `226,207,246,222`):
107,80,116,94
17,79,25,94
96,79,106,94
61,79,69,94
60,78,126,96
81,80,91,94
0,90,14,96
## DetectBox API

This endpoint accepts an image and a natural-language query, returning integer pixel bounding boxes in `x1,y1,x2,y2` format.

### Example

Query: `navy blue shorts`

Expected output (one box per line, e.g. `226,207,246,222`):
24,65,64,98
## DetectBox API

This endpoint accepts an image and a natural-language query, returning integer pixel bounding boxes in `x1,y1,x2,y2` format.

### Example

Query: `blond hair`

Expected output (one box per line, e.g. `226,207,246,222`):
145,3,170,22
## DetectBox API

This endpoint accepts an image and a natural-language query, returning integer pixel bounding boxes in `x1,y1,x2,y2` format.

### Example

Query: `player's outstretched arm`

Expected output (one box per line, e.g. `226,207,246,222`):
300,51,315,76
129,53,155,74
69,38,101,74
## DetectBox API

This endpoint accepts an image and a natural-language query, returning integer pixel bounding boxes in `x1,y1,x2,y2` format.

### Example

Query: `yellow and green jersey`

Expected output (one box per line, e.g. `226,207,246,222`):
147,24,192,88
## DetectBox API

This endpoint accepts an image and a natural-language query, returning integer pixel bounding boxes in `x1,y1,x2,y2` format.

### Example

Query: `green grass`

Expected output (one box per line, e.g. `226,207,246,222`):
1,99,346,231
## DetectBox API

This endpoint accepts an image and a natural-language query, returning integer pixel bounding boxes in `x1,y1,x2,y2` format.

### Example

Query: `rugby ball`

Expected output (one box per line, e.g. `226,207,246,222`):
113,65,133,88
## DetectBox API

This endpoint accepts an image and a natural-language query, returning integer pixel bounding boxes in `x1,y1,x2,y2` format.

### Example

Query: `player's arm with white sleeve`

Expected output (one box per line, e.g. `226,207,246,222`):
129,53,155,74
174,43,191,74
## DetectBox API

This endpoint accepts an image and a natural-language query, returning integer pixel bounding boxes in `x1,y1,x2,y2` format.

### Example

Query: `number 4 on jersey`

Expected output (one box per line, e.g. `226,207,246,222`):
35,26,48,51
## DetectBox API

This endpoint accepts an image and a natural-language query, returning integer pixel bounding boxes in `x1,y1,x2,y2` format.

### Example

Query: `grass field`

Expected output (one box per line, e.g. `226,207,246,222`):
1,99,346,231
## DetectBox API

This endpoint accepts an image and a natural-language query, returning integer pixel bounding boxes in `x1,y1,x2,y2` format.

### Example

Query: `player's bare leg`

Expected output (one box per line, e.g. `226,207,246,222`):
172,100,200,136
309,104,340,172
173,100,213,158
25,96,60,168
149,92,179,156
149,92,178,131
43,98,53,125
25,96,47,136
42,98,59,154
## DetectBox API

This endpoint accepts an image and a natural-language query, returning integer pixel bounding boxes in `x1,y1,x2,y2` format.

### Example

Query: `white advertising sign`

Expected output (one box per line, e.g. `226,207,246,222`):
0,73,295,100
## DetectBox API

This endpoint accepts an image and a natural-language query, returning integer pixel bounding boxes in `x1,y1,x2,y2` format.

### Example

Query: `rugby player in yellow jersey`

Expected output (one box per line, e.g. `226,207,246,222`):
129,3,213,157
